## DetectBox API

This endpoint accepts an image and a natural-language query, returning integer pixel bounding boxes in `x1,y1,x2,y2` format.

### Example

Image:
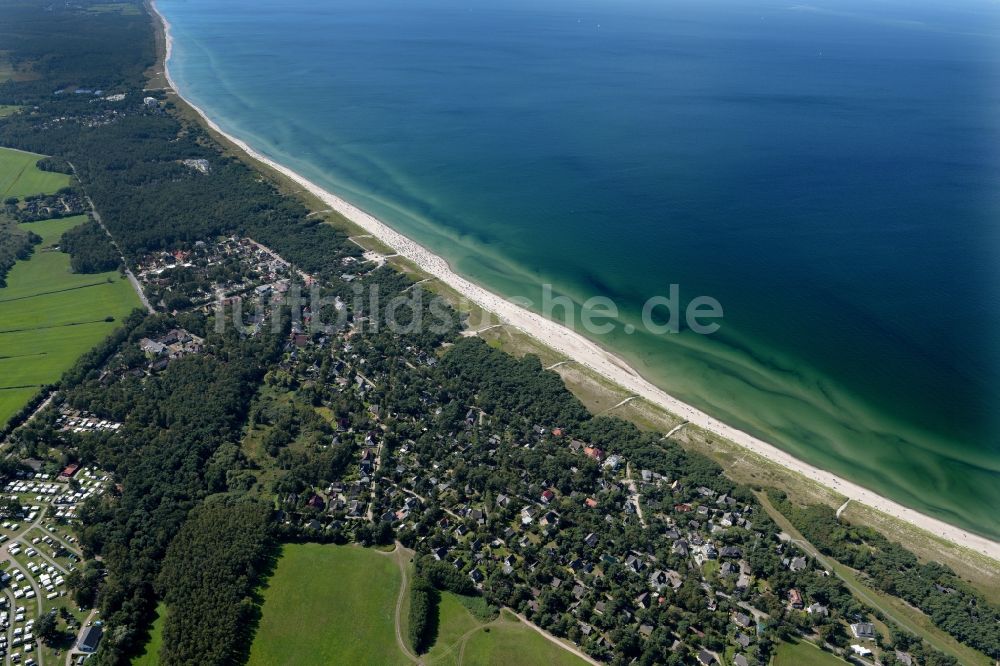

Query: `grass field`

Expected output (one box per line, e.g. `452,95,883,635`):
247,543,589,666
0,216,139,426
772,639,850,666
247,543,410,666
0,146,71,200
452,609,587,666
0,105,20,118
132,603,166,666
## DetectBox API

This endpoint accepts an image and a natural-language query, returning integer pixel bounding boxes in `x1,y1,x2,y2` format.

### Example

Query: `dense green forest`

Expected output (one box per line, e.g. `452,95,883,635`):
157,498,276,665
60,218,121,272
70,331,281,662
0,215,39,286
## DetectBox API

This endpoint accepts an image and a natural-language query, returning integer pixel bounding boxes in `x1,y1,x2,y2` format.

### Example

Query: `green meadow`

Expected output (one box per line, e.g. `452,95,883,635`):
245,543,588,666
0,105,20,118
447,609,587,666
0,147,71,199
247,543,410,666
0,215,139,426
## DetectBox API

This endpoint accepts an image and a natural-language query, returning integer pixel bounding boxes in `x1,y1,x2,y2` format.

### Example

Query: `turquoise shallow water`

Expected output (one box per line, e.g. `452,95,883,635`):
158,0,1000,538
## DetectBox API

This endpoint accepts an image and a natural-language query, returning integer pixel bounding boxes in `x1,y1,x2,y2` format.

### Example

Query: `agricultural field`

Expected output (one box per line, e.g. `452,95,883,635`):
0,147,71,200
0,215,139,426
772,639,850,666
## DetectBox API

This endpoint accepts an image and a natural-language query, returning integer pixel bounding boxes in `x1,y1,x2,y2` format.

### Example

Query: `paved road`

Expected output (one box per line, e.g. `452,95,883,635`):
65,162,153,314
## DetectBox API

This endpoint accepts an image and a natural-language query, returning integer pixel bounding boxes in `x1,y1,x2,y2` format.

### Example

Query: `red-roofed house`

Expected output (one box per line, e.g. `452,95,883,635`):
58,464,80,481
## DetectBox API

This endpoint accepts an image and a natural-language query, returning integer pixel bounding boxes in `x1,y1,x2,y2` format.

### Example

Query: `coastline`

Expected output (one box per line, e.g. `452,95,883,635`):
149,2,1000,562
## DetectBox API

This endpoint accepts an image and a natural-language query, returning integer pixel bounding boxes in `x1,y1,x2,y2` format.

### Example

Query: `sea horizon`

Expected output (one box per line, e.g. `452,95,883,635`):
156,0,1000,539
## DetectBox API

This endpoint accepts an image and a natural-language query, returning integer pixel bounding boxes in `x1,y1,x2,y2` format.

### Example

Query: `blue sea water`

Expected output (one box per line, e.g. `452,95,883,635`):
158,0,1000,537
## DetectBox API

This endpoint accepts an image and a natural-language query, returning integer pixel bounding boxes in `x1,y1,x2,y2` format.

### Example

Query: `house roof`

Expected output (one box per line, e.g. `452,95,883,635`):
79,625,103,652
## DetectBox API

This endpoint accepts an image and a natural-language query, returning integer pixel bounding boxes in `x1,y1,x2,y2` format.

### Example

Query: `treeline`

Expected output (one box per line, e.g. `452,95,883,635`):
0,216,39,286
768,491,1000,657
410,555,485,654
0,0,153,97
416,554,477,596
156,497,276,666
440,337,746,500
60,218,121,273
68,329,283,664
36,155,72,173
408,576,439,654
439,337,590,427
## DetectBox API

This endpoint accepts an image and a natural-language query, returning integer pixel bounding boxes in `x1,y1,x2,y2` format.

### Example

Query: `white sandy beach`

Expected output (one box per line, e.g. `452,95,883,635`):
152,4,999,562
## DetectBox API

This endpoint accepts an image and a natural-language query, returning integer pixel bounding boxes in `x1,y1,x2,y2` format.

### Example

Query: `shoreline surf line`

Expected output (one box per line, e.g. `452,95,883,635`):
149,0,1000,561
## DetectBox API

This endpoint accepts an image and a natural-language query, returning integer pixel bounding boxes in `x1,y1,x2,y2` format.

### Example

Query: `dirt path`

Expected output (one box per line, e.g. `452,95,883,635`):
511,612,603,666
372,545,599,666
624,462,647,528
378,542,419,664
661,420,689,440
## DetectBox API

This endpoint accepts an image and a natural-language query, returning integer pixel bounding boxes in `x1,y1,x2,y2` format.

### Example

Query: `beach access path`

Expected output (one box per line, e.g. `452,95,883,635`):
151,1,999,563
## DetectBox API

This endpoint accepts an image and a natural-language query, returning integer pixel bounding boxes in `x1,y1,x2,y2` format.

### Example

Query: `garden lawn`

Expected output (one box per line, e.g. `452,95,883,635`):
772,639,851,666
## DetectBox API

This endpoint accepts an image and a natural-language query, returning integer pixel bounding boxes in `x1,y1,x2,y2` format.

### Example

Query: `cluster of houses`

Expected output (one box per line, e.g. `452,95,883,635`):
134,236,303,313
44,212,914,665
162,249,902,666
138,328,204,371
7,190,85,223
34,106,126,132
181,158,210,174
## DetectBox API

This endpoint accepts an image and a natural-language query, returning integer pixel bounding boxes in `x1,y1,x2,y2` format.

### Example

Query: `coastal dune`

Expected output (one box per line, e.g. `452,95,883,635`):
152,4,1000,562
